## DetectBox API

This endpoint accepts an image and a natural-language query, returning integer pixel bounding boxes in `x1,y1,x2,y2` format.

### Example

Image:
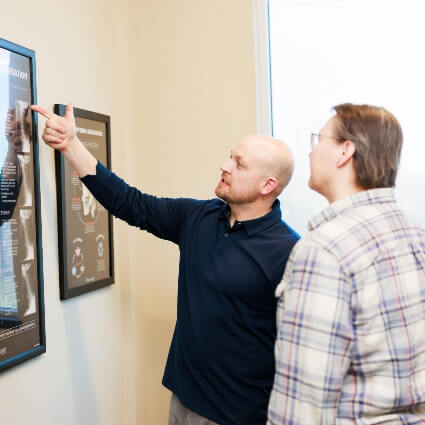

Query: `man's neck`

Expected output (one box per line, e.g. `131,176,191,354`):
326,183,365,204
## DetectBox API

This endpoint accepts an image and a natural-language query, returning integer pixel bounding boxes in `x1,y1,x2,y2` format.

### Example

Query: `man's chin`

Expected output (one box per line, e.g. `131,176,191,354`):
215,187,229,203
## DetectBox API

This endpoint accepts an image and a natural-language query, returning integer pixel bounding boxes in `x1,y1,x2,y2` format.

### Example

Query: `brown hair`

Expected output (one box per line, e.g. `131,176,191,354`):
332,103,403,188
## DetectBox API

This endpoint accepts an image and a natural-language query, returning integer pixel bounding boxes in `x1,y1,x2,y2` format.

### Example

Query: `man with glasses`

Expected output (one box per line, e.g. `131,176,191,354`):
31,103,299,425
268,103,425,424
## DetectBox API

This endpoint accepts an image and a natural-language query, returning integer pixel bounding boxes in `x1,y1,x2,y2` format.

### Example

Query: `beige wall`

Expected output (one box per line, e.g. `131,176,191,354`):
133,2,256,423
0,1,257,424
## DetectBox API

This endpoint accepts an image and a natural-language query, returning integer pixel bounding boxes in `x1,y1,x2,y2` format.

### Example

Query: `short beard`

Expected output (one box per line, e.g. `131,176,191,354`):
215,186,260,205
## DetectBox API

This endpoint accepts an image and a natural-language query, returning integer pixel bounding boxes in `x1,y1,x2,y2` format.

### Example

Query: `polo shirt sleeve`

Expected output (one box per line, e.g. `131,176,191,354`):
268,244,353,425
80,161,202,244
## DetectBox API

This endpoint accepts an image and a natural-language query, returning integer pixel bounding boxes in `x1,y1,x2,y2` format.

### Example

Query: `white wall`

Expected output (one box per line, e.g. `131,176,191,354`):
269,0,425,235
0,1,257,424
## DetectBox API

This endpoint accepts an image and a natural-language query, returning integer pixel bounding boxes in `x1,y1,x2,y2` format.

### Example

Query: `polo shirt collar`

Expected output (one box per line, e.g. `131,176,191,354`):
219,199,282,236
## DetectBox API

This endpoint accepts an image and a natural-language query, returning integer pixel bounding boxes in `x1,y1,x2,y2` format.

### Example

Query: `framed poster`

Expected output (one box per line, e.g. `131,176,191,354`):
0,38,46,372
54,105,114,300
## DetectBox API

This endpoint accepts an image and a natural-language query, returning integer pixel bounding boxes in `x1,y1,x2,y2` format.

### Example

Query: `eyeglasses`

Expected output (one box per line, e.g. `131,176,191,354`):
310,133,341,149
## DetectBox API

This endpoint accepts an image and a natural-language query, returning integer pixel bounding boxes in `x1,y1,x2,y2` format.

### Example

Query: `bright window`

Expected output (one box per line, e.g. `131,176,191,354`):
267,0,425,234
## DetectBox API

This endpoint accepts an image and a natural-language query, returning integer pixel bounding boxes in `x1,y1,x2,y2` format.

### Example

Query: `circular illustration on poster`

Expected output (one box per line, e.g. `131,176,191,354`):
71,238,85,279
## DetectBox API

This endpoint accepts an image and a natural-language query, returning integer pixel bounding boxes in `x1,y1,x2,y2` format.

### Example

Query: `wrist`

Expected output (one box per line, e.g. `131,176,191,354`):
62,136,98,177
61,136,84,164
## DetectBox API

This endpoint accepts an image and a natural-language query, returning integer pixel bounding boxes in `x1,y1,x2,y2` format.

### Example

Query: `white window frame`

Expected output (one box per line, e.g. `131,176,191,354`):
252,0,272,136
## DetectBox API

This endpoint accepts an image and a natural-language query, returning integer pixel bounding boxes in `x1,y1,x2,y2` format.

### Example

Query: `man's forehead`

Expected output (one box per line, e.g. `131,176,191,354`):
232,142,254,161
321,115,337,132
234,136,259,152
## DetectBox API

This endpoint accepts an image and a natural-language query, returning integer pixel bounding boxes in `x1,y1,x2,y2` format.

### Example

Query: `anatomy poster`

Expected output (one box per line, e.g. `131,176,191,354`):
0,38,45,372
55,106,114,299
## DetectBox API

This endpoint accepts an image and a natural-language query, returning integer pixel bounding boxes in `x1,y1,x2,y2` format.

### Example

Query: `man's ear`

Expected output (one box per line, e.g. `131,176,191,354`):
337,140,356,167
261,177,278,195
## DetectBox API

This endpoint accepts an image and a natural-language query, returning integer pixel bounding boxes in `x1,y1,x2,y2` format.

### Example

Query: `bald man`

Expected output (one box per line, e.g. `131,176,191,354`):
32,104,299,425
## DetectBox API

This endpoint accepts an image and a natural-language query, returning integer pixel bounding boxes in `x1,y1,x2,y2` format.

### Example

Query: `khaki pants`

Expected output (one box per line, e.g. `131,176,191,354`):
168,394,219,425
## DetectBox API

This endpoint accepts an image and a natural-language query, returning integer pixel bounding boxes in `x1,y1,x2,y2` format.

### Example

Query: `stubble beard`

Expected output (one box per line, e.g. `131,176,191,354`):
215,184,228,202
215,185,260,205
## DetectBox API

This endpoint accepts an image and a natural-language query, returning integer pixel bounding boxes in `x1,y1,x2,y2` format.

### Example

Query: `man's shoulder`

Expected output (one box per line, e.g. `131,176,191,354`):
279,220,301,241
265,219,300,246
191,197,227,213
302,202,425,273
172,197,222,208
174,197,227,217
207,197,227,209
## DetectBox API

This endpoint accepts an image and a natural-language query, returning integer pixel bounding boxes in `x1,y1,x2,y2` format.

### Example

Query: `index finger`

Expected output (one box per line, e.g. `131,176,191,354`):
31,105,54,119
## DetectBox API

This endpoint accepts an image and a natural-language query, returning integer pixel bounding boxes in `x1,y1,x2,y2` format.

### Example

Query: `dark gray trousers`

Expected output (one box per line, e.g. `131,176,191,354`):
168,394,219,425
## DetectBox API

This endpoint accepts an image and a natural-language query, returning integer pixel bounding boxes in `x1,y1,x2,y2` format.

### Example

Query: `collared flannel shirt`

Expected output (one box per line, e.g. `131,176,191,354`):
268,188,425,425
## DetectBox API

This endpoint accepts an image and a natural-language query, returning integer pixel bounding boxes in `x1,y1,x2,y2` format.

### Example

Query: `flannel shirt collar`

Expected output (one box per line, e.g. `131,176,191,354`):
308,187,397,232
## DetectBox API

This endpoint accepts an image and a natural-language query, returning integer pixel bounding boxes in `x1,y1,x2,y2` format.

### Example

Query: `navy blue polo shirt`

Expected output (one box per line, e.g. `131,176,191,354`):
82,162,299,425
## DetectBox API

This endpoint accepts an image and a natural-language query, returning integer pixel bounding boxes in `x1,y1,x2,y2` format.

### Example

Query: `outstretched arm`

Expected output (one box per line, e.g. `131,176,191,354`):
31,103,97,177
31,104,203,243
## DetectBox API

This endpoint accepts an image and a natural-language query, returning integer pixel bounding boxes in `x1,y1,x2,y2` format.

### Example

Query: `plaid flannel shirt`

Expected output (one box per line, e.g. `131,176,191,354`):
268,188,425,425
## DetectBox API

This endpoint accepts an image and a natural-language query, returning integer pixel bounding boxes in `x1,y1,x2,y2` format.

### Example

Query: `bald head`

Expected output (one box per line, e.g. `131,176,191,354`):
237,134,294,197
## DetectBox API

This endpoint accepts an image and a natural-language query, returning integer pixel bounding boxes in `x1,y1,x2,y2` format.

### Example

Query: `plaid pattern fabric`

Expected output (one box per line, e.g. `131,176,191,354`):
268,188,425,425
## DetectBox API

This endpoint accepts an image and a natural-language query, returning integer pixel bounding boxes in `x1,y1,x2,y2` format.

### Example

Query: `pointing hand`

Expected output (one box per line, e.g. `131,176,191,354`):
31,103,77,152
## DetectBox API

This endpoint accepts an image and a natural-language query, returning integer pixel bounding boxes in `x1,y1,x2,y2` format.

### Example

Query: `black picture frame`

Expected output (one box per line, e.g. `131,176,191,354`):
54,105,114,300
0,38,46,372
